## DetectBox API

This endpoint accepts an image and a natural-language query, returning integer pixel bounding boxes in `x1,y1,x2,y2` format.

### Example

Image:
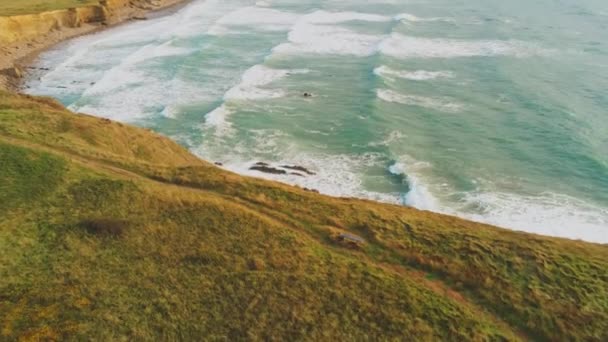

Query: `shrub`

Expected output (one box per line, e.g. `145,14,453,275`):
81,218,129,237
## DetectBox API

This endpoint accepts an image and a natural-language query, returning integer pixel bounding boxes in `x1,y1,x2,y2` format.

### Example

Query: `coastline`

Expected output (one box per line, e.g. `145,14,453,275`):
0,2,607,337
7,0,604,241
0,0,193,92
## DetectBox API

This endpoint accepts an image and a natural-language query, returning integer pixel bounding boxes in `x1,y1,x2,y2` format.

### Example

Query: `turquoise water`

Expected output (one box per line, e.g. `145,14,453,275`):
26,0,608,242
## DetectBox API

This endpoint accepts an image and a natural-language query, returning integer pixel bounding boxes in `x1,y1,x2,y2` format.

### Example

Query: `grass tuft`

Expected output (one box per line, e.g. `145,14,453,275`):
81,218,129,237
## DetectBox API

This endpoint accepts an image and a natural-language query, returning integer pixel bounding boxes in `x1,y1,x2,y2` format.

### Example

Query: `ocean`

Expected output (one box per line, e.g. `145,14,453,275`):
25,0,608,242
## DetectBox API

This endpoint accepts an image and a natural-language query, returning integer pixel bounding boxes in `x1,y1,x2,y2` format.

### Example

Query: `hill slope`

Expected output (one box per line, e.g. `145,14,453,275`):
1,91,607,340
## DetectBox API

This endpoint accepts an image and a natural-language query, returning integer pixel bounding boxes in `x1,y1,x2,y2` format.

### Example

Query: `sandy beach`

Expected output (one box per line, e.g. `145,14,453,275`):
0,0,191,91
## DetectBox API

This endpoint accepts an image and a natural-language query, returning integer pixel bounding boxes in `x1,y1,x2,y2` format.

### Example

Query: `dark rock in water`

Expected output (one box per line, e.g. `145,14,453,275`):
303,92,313,97
250,165,287,175
214,162,223,166
303,187,320,193
250,162,313,176
281,165,316,175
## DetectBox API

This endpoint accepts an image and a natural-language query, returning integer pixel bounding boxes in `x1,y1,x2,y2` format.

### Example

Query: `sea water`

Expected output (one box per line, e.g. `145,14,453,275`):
25,0,608,242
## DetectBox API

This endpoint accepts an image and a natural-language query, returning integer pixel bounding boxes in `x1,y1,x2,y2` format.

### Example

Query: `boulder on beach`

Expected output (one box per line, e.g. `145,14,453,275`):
4,66,24,79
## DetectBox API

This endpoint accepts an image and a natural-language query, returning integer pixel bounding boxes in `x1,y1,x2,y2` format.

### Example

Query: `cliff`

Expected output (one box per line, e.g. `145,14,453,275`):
0,90,607,340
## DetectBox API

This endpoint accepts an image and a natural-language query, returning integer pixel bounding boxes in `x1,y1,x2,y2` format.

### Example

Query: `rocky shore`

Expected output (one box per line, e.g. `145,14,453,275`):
249,162,317,177
0,0,191,91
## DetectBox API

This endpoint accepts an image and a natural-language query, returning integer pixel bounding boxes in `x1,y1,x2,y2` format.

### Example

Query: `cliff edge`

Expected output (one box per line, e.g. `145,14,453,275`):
0,2,607,340
1,90,607,340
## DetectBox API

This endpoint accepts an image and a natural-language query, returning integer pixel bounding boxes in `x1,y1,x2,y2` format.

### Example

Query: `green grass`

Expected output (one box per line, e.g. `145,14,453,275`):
0,142,65,214
0,0,99,16
1,90,607,340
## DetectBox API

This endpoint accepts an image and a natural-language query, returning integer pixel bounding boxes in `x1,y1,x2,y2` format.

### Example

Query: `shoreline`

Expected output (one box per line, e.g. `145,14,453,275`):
0,0,194,92
6,1,607,245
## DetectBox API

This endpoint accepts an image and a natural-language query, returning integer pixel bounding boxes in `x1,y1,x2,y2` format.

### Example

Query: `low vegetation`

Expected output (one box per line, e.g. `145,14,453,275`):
1,91,607,340
0,0,100,16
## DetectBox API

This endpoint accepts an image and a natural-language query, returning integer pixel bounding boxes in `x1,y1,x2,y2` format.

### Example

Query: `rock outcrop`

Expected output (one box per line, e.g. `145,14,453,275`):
249,162,317,177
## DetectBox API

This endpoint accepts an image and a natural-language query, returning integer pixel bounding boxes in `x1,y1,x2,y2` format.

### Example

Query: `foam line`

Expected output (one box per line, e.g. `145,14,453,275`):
223,65,308,101
374,65,454,81
395,13,453,22
380,33,550,59
377,89,463,112
272,10,392,57
208,6,300,35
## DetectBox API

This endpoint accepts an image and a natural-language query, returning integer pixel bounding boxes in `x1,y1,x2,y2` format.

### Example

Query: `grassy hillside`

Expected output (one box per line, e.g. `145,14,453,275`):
1,91,607,341
0,0,99,16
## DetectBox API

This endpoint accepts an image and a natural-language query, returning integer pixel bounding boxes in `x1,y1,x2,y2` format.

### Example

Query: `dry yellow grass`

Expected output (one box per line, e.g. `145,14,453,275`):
0,0,100,16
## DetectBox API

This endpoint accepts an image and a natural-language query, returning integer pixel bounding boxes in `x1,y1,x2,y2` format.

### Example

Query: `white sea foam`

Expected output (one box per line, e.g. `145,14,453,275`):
274,23,382,56
374,65,454,81
388,158,608,243
273,10,390,57
212,135,608,242
368,130,407,147
377,89,463,112
457,190,608,243
194,128,402,203
205,105,233,129
60,40,200,121
255,1,271,7
161,105,179,119
172,0,249,38
71,76,213,121
304,10,390,24
380,33,550,59
389,160,438,210
27,0,230,121
83,43,192,96
395,13,453,22
223,153,402,204
224,65,308,101
204,65,308,132
209,7,299,35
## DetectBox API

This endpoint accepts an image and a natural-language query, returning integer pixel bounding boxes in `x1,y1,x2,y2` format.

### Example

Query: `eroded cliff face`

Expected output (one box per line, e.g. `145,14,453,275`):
0,6,105,45
100,0,186,24
0,0,187,90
